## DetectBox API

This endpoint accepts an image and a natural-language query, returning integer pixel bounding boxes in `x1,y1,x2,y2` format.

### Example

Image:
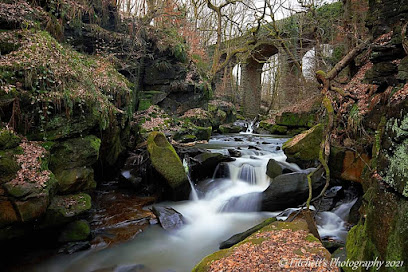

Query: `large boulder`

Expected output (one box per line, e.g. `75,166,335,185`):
43,193,92,227
147,131,189,198
283,123,323,168
191,152,234,181
261,168,325,211
221,168,325,213
193,219,331,272
266,159,297,179
50,135,100,193
275,112,317,128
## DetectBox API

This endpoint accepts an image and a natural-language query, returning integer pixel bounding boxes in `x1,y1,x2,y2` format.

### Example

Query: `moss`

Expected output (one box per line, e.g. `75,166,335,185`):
283,124,323,161
58,220,90,242
55,167,95,193
0,148,21,183
276,112,316,128
44,193,92,226
305,233,320,243
0,129,21,150
147,132,187,189
50,135,101,172
0,29,133,134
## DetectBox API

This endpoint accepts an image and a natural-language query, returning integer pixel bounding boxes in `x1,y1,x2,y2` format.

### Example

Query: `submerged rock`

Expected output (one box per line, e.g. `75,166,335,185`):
151,206,185,230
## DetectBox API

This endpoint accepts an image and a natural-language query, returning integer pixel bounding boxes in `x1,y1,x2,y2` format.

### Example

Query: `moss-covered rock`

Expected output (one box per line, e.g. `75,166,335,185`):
345,184,408,272
27,115,98,141
193,219,331,272
173,125,212,142
283,124,323,166
379,115,408,197
0,129,20,150
258,121,288,135
50,136,101,173
58,220,90,242
276,112,317,128
44,193,92,226
220,218,277,249
0,149,20,184
147,131,187,189
55,167,96,193
219,124,243,134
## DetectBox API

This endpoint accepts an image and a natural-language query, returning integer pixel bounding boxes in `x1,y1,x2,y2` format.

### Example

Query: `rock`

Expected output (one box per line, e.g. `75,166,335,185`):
173,126,212,142
55,167,96,193
341,151,371,183
179,134,197,143
191,152,234,181
219,218,277,249
0,148,21,183
257,121,288,135
92,264,152,272
147,131,188,189
44,193,92,226
331,247,347,263
219,124,242,134
15,196,49,222
212,162,230,178
58,220,91,242
0,200,18,227
261,168,325,211
59,241,91,254
227,148,241,157
265,159,296,179
28,114,98,141
193,219,331,272
0,129,20,150
378,115,408,197
283,124,323,168
322,239,345,253
50,135,101,172
275,112,317,128
345,185,408,272
151,206,185,230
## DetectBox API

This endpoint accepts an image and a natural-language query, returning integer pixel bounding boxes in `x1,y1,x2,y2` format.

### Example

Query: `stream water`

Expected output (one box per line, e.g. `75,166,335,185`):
31,133,356,272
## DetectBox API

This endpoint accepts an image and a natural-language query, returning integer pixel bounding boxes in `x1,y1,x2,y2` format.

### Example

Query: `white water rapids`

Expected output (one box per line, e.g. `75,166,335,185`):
32,133,356,272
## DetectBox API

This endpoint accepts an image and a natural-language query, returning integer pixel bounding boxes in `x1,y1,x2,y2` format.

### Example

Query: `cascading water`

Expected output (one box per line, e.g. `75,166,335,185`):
183,158,199,201
316,198,358,242
241,117,258,134
31,134,356,272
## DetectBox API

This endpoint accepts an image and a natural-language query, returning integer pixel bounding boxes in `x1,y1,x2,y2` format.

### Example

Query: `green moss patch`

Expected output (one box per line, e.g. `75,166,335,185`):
147,131,187,188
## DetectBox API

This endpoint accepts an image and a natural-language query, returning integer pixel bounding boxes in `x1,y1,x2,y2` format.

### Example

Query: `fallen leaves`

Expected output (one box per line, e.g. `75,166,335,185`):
9,140,51,189
208,229,336,272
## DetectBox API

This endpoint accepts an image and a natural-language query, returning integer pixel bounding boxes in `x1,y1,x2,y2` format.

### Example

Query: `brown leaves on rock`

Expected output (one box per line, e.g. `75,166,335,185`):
209,229,336,272
10,141,50,189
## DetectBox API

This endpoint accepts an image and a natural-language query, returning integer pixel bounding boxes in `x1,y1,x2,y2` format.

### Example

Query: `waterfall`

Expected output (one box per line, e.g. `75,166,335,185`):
183,158,199,201
238,164,257,184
